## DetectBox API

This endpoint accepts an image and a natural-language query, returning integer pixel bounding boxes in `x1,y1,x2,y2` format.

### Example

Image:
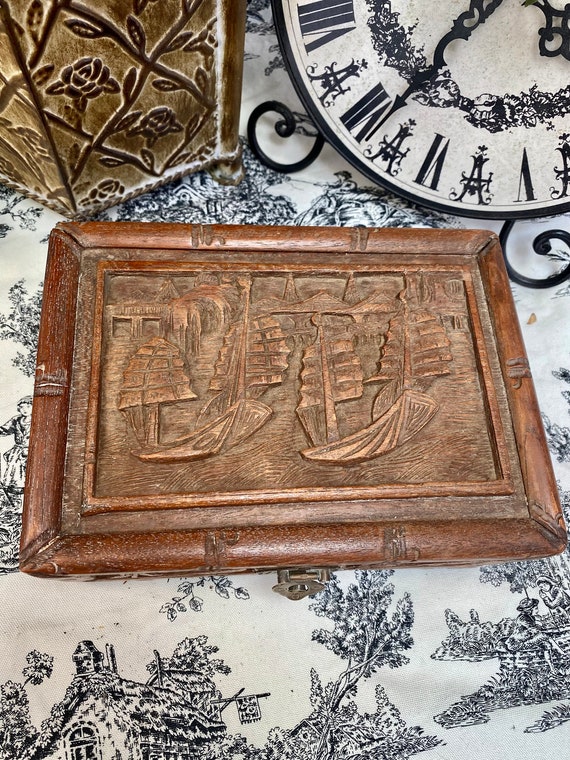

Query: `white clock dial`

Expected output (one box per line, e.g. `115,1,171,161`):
273,0,570,218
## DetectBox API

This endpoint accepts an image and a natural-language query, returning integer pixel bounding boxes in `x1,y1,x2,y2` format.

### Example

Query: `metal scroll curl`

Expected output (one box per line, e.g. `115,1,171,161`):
500,220,570,289
247,100,325,173
247,103,570,290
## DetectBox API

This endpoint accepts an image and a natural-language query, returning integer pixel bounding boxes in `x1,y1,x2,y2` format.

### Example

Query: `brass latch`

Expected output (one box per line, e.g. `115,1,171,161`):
272,568,332,600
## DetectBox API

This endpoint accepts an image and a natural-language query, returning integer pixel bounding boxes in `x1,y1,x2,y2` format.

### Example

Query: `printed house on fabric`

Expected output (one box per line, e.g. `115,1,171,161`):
29,641,226,760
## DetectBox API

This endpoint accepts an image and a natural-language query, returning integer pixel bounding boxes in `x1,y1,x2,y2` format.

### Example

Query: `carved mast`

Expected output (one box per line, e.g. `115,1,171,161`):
132,277,291,462
300,274,452,463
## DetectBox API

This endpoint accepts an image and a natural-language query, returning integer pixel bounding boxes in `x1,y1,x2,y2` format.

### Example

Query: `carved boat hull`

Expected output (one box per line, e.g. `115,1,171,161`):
134,398,272,462
301,389,438,463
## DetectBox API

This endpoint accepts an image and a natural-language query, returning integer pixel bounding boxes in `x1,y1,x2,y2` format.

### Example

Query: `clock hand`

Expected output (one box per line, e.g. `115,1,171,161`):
367,0,505,139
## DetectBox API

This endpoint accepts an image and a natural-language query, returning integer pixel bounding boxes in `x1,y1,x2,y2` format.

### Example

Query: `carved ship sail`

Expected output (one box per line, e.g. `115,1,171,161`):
118,337,197,448
300,280,452,463
296,314,364,450
135,277,290,462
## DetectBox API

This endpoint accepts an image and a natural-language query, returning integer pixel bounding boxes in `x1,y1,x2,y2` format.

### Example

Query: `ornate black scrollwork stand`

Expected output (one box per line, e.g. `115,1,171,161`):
248,101,570,289
247,101,324,174
499,220,570,289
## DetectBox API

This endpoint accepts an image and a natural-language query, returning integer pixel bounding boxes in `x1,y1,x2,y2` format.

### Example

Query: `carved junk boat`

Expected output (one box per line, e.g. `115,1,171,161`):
120,277,291,462
298,280,453,463
118,336,197,448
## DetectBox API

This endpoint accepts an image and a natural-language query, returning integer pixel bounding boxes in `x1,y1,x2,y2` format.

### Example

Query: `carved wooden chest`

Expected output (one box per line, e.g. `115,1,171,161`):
0,0,246,217
20,223,566,597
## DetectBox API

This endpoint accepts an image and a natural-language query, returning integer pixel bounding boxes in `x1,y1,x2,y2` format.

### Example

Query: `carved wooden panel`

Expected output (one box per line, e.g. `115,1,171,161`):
20,223,567,581
0,0,246,218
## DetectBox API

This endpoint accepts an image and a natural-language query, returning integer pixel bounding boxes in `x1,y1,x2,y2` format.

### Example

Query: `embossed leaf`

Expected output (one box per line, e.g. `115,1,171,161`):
173,150,192,165
68,142,81,169
26,0,44,42
133,0,151,14
234,586,250,600
122,67,138,100
152,79,183,92
127,15,146,50
116,110,142,131
195,66,209,94
99,156,126,167
140,148,154,171
32,64,55,87
45,80,65,95
12,19,26,37
215,585,230,599
65,18,106,38
166,607,177,621
167,31,196,52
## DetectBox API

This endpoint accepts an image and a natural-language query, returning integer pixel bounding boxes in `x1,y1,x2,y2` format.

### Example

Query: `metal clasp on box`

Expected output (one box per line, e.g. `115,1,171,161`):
272,568,332,600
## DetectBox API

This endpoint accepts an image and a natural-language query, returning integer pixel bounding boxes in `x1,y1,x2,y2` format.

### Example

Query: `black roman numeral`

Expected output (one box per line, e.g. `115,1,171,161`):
298,0,356,53
414,133,450,191
515,148,536,202
340,82,393,143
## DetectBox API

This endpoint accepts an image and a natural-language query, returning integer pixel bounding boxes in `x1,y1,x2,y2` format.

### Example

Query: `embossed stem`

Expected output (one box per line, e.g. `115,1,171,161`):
28,0,70,70
65,0,213,186
0,1,75,209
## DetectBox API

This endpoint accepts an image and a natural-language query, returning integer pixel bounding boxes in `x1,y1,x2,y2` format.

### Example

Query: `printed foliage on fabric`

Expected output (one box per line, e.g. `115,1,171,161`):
0,572,444,760
433,488,570,733
102,145,456,229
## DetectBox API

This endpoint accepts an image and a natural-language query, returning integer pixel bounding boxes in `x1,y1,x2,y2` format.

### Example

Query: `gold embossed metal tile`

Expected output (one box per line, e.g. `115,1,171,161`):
20,223,566,582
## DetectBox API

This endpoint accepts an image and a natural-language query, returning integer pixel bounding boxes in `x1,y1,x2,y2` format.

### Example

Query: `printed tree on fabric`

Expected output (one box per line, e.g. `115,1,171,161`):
0,186,43,238
0,683,37,760
543,366,570,463
0,280,42,377
480,559,555,596
146,635,230,686
261,570,441,760
433,489,570,732
0,651,53,760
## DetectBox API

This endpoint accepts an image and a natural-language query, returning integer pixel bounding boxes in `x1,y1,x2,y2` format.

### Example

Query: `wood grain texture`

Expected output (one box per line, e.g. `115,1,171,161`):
19,223,567,580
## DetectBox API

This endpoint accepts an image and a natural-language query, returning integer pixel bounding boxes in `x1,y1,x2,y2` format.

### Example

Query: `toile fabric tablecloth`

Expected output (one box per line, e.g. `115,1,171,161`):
2,3,570,760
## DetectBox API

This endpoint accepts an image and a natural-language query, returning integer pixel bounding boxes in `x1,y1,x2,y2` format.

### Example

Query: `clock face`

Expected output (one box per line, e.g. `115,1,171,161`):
272,0,570,219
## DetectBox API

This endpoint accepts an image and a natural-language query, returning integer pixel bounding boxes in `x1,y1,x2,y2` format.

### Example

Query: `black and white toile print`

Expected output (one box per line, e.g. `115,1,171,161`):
2,2,570,759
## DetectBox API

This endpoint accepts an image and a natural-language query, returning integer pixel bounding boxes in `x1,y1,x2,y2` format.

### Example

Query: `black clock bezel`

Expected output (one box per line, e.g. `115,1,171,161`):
271,0,570,221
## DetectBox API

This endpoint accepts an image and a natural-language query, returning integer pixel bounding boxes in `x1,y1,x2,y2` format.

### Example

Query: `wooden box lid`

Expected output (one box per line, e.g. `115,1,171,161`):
20,222,566,587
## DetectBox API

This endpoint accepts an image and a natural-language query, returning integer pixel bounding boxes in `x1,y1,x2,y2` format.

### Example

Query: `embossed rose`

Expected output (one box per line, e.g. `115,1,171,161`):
127,107,183,147
46,57,120,111
81,178,125,206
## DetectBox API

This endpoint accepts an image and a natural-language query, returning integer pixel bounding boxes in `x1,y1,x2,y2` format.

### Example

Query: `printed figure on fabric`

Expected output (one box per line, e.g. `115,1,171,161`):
0,273,43,572
0,396,32,499
0,395,34,572
433,488,570,733
537,575,570,625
